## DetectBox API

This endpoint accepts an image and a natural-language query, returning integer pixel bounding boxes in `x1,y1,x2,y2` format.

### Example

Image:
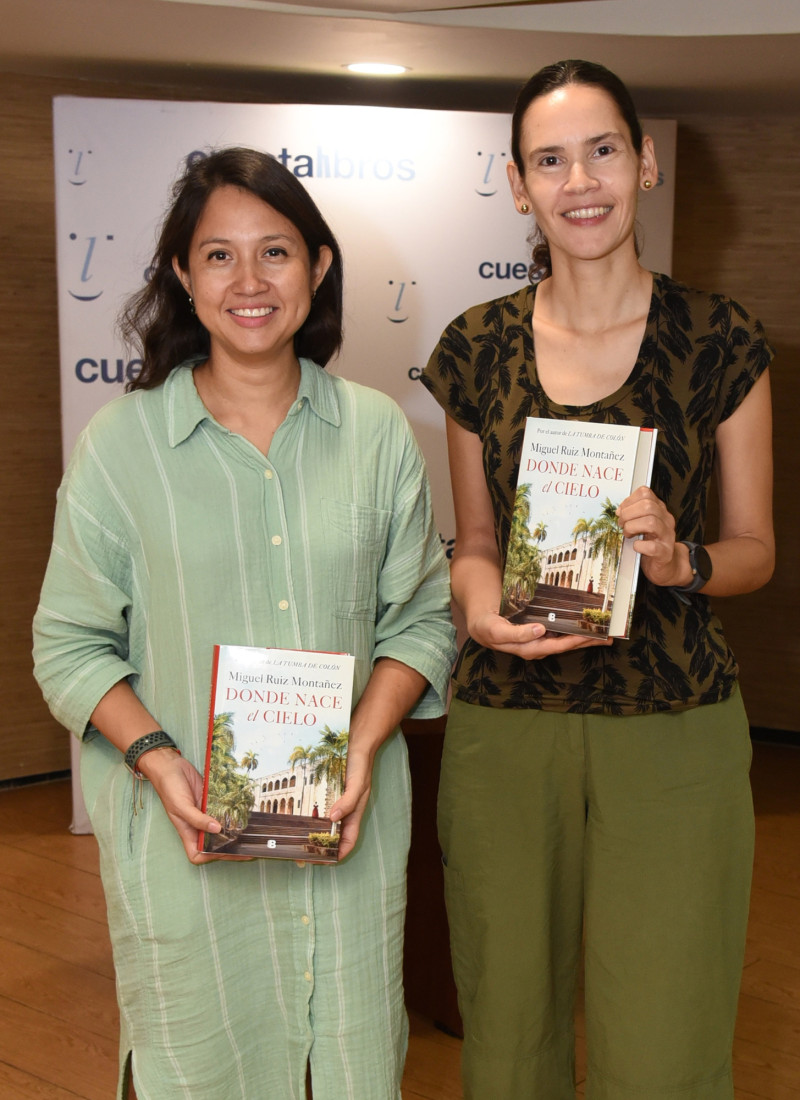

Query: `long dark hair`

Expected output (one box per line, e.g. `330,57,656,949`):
121,147,344,391
510,60,644,281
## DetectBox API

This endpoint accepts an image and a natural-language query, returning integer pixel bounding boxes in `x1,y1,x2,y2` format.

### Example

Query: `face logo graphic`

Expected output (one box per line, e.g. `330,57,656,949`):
67,147,92,186
475,150,507,197
67,232,115,301
387,279,416,324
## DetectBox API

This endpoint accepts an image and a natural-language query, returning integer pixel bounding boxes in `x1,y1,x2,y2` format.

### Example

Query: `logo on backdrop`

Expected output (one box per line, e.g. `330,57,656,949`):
186,147,415,182
67,147,92,186
386,280,417,324
74,357,142,384
475,150,508,197
67,232,115,301
478,259,530,282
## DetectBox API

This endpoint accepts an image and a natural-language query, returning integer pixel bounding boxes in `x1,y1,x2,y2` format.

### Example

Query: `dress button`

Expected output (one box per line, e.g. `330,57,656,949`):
278,600,289,611
301,915,310,926
264,469,274,480
271,535,282,546
304,970,312,982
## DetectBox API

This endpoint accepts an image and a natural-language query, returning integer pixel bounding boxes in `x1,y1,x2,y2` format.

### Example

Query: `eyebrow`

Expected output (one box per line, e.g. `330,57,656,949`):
528,131,623,160
196,233,294,248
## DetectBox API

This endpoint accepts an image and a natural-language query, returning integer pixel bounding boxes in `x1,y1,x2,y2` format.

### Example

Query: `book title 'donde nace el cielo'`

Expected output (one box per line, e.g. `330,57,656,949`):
199,645,355,862
500,418,658,640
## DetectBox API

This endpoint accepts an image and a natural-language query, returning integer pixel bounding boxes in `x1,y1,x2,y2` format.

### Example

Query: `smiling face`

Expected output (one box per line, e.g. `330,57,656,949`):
173,184,332,373
507,82,656,271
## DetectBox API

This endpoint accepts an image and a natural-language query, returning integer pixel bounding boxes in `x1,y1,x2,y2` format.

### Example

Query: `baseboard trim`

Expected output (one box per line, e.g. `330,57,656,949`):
0,769,71,791
750,727,800,748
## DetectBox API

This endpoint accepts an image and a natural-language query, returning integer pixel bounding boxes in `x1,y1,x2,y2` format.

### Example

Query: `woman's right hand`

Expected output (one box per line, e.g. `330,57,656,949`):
446,417,613,661
469,609,612,659
137,747,223,864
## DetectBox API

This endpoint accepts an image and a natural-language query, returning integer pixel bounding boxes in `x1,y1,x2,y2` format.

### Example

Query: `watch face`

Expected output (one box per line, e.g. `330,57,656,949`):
694,545,713,581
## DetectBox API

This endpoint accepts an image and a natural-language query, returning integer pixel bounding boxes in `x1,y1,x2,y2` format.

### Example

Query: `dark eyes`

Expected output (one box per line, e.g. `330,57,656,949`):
204,246,288,262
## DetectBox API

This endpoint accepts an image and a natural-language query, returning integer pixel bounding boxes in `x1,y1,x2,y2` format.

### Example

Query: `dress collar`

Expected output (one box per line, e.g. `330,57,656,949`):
164,357,342,448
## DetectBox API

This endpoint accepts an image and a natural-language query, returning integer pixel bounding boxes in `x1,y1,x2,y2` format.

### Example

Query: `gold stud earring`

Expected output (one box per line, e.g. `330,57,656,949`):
643,180,653,190
520,203,530,214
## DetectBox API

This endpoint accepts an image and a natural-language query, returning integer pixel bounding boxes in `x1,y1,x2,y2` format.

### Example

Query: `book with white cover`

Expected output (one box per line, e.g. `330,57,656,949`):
500,418,657,639
199,644,355,862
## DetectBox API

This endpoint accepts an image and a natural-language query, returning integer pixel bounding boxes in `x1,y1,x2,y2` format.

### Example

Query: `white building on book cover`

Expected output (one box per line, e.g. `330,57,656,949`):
500,418,657,639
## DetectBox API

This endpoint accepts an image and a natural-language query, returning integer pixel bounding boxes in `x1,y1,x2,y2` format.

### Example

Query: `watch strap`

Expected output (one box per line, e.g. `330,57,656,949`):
124,730,179,776
671,540,711,603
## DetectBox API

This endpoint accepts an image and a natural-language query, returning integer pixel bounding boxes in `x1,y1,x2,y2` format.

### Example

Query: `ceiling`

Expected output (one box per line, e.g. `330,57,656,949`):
3,0,800,114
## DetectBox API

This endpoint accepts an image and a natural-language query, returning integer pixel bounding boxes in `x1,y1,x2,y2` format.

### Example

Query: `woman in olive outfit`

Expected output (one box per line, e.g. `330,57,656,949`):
422,60,773,1100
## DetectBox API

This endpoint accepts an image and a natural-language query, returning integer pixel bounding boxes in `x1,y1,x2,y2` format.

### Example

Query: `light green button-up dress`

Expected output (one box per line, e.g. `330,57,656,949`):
34,361,456,1100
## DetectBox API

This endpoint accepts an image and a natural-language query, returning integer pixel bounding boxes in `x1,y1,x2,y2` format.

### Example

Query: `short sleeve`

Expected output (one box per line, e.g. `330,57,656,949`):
420,311,482,434
685,291,774,431
716,297,774,423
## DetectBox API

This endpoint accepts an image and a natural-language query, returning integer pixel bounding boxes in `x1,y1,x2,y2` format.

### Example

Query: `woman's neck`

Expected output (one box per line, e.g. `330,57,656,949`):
531,258,653,408
537,254,652,337
193,353,303,455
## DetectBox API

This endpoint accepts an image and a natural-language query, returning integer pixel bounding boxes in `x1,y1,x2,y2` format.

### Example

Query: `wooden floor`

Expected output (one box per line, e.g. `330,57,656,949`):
0,740,798,1099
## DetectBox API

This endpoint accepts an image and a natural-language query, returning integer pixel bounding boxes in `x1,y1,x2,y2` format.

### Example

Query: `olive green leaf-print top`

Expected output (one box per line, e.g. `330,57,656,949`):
422,273,773,715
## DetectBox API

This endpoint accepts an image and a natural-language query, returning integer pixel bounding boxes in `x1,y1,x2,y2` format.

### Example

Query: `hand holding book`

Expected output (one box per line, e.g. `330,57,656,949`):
616,485,690,588
467,607,614,659
330,657,429,860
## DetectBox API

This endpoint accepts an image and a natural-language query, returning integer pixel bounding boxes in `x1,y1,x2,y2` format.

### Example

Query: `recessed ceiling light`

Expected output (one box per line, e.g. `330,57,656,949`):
345,63,409,76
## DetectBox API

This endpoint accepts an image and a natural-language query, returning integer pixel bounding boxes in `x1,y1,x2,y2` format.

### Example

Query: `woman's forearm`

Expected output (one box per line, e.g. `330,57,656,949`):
348,657,428,761
450,543,505,632
89,680,164,756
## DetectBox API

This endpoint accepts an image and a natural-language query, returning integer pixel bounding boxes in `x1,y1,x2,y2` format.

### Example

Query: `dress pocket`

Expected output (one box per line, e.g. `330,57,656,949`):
322,499,392,620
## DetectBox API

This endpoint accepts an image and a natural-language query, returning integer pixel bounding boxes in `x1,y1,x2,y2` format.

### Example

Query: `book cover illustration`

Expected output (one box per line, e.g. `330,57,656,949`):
500,418,657,639
200,644,355,862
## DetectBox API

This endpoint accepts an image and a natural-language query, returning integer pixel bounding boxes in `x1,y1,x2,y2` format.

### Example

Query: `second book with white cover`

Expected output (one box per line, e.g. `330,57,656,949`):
500,418,657,639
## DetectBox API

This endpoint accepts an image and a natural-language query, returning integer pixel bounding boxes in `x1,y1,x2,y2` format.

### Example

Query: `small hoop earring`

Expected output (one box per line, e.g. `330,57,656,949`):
642,179,653,190
520,203,530,214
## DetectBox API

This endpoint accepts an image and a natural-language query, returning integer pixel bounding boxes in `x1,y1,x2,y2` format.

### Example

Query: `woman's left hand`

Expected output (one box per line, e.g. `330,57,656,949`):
324,657,428,862
328,747,375,860
616,485,688,588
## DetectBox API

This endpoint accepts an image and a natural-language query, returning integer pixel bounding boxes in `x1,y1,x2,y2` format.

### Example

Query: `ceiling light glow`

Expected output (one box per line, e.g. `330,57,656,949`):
345,62,408,76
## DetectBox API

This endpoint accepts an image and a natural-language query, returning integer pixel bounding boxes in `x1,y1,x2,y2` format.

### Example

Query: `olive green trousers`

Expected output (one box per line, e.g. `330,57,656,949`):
438,690,754,1099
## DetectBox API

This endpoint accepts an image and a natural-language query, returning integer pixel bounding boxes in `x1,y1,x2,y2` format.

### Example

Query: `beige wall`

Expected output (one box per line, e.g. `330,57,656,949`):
1,73,797,781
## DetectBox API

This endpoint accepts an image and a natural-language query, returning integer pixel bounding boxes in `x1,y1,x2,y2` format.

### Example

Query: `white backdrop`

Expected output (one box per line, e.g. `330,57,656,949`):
53,98,676,830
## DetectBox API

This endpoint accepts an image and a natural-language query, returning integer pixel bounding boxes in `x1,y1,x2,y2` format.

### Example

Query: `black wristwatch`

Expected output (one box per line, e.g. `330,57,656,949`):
674,540,712,599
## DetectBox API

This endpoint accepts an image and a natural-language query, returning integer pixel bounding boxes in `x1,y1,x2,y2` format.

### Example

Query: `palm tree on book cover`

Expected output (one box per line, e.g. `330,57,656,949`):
207,711,255,831
290,727,350,816
572,497,624,611
289,743,314,815
310,726,349,810
240,750,259,774
503,483,547,608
